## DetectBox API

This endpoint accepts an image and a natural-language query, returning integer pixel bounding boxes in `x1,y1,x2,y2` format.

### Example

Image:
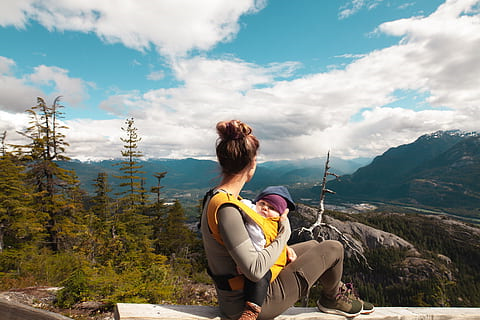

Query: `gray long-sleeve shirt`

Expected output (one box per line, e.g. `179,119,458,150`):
200,191,291,319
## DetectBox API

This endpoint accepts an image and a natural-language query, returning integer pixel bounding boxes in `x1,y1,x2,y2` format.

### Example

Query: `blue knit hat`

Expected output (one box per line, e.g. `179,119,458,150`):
253,186,296,211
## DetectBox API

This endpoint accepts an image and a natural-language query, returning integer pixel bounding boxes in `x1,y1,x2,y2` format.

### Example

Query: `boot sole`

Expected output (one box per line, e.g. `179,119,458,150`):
361,306,375,314
316,300,362,318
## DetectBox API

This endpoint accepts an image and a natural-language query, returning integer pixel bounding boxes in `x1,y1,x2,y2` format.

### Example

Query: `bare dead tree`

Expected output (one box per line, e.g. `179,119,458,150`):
296,151,372,307
299,151,371,268
1,131,6,156
302,151,339,231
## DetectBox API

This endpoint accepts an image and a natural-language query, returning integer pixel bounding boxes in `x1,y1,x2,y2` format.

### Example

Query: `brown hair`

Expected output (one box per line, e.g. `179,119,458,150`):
216,120,259,176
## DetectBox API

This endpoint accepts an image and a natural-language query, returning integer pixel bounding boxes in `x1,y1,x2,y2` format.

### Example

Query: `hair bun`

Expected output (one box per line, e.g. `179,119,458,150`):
215,120,259,175
217,120,252,141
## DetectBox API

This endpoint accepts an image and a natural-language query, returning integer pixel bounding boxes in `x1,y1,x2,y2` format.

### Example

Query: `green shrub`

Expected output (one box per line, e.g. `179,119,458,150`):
56,269,90,308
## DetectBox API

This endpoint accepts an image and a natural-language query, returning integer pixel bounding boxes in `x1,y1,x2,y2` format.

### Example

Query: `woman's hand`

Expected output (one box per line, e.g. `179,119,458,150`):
280,208,289,221
286,246,297,263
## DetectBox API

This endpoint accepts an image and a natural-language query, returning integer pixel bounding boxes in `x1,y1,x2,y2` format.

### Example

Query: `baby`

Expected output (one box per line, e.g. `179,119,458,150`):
239,186,296,320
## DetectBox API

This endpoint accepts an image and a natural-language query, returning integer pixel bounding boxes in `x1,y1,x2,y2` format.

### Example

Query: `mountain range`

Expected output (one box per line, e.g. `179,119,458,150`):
60,130,479,220
60,155,370,198
322,130,479,219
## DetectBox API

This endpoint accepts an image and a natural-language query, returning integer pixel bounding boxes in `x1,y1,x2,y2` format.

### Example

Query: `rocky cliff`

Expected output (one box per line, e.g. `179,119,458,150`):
289,204,417,252
288,204,454,283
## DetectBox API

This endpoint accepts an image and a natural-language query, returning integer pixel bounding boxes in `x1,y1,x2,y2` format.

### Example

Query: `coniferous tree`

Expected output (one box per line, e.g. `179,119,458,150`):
111,118,153,269
115,118,146,207
91,172,112,222
88,172,115,263
150,171,168,254
54,170,90,252
156,200,196,257
152,171,167,205
14,97,82,251
0,151,47,252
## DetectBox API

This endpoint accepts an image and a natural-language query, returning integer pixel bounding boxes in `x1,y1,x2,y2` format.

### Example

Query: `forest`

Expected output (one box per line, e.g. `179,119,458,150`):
0,97,205,310
1,97,479,317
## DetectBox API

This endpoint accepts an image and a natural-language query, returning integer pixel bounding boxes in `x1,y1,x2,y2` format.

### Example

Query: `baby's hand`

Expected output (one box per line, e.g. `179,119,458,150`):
286,246,297,263
280,208,289,221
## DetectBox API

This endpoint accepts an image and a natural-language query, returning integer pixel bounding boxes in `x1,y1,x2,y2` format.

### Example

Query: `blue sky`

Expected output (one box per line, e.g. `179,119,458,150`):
0,0,479,161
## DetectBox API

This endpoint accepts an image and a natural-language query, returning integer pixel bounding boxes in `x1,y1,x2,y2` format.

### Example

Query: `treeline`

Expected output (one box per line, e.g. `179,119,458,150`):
0,97,207,308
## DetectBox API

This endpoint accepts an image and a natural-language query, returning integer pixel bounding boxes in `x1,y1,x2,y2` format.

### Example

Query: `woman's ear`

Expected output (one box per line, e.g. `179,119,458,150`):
246,157,257,182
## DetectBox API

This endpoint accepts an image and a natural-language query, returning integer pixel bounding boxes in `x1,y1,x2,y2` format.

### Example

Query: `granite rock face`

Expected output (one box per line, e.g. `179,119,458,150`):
290,204,417,253
288,204,455,282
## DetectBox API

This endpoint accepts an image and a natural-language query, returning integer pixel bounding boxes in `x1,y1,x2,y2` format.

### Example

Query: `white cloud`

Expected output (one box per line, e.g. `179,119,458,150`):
0,0,32,27
0,56,16,75
0,57,44,113
147,70,165,81
70,56,303,159
29,65,92,105
61,0,480,161
376,0,480,110
0,76,43,113
1,0,479,161
339,0,384,19
334,53,368,60
98,92,144,117
0,57,93,124
64,118,124,161
0,0,266,58
138,0,478,160
254,0,480,158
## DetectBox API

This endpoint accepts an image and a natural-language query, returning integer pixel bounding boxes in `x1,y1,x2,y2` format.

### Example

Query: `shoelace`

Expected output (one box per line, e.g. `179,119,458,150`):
345,283,358,296
335,284,353,302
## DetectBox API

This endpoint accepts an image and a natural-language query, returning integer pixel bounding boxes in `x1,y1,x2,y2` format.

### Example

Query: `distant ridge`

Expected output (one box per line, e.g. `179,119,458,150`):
59,156,368,197
59,130,479,218
325,130,480,216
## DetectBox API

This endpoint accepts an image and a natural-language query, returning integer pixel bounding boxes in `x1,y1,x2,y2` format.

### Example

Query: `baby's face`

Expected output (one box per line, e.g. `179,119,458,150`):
256,200,280,218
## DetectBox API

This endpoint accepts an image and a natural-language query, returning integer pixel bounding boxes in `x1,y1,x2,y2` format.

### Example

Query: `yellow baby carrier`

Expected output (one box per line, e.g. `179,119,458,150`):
204,189,287,291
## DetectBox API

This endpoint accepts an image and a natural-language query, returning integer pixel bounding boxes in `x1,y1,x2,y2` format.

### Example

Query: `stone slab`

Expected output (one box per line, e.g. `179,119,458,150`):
0,297,73,320
114,303,480,320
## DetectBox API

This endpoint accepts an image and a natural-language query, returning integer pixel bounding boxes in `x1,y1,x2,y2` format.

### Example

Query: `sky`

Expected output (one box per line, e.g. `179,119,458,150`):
0,0,479,162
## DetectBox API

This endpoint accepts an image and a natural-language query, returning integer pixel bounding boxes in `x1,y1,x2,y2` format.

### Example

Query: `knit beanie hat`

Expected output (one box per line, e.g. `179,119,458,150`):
258,194,288,214
254,186,296,211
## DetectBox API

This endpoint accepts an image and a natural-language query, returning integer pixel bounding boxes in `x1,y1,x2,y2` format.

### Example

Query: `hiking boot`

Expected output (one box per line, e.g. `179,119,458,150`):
316,285,363,318
344,282,375,314
238,301,262,320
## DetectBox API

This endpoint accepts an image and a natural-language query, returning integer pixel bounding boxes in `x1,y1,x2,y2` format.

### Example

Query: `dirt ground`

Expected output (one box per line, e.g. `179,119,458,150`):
0,286,114,320
0,283,217,320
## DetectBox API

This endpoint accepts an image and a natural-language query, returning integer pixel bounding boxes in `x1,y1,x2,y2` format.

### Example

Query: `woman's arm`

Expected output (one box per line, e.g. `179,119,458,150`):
217,204,291,282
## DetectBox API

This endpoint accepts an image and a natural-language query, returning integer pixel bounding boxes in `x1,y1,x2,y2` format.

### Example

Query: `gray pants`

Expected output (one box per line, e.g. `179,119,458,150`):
258,240,344,320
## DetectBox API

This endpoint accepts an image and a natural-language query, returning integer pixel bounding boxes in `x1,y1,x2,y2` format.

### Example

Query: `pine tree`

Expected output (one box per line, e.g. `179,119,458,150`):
14,97,81,251
151,171,167,205
150,171,168,254
156,200,196,256
110,118,154,269
0,151,47,252
91,172,112,222
114,118,146,207
53,170,90,252
88,172,115,263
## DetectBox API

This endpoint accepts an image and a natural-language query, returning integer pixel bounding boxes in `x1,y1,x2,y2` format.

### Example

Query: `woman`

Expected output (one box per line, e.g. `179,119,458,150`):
200,120,373,320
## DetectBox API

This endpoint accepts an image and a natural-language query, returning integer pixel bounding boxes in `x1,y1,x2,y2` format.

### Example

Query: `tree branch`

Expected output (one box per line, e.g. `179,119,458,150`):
298,151,372,269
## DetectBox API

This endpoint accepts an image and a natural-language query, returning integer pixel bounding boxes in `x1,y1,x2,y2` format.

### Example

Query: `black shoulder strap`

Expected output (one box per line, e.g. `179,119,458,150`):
198,188,217,230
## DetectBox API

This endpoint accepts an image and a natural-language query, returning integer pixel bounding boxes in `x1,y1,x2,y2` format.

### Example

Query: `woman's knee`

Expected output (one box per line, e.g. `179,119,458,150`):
293,239,344,260
322,239,343,250
316,240,344,257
